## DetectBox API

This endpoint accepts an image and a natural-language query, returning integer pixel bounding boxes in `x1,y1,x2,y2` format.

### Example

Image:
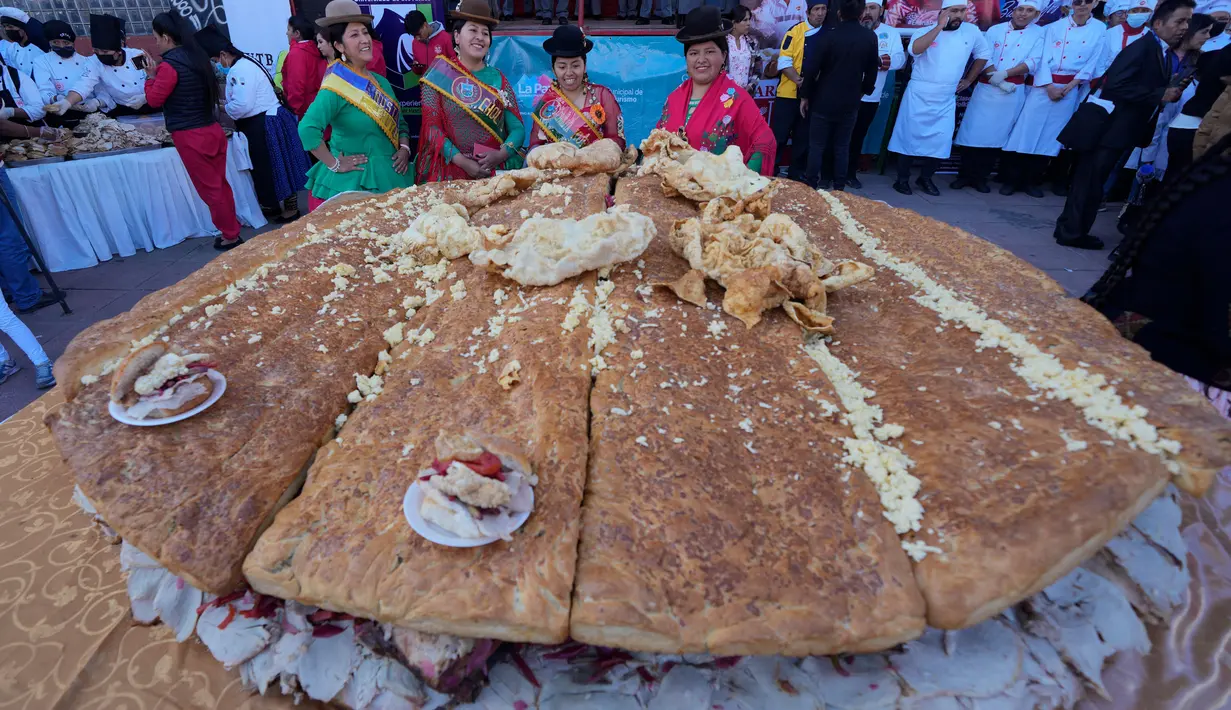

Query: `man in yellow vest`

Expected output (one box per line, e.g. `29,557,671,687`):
771,0,827,181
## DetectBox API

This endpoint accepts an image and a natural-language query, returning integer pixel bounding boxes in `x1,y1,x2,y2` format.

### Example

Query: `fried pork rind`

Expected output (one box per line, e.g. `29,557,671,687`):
455,168,568,211
639,129,771,202
385,203,484,261
526,139,625,175
653,269,708,307
666,207,873,331
469,205,655,287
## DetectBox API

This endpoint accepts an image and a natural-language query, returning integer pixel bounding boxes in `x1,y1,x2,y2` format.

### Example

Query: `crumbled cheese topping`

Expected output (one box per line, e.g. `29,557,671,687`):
561,283,590,333
384,322,404,347
450,280,467,301
819,192,1183,471
1059,430,1088,452
247,334,262,344
494,289,508,306
804,337,924,539
738,418,754,433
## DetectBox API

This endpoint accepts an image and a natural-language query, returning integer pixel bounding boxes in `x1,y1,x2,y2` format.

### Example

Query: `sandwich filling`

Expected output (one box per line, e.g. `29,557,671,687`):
418,440,537,542
123,352,216,420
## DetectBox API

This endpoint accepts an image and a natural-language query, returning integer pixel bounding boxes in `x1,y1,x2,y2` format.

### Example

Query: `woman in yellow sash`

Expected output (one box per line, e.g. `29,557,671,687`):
528,25,626,151
416,0,526,182
298,0,412,211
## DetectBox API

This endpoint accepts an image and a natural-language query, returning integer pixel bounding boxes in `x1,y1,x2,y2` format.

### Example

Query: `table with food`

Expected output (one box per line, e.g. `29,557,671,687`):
4,134,1230,710
4,112,265,272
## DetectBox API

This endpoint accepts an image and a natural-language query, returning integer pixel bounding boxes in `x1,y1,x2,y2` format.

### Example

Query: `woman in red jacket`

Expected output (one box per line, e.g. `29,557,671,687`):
141,13,243,250
283,15,326,119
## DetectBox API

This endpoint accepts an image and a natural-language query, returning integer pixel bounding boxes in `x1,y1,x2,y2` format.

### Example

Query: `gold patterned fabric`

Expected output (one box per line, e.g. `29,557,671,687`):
1,389,1229,708
0,391,326,710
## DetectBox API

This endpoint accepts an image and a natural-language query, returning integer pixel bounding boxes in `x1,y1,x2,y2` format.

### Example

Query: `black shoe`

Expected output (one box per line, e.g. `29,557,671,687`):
950,177,970,190
846,176,862,190
558,16,568,23
17,291,58,314
915,177,940,196
816,179,832,191
892,180,913,196
1023,185,1045,198
972,179,991,194
542,17,553,24
214,236,245,251
274,210,301,224
501,13,513,20
831,182,845,192
1052,183,1069,197
999,183,1016,196
1055,234,1105,250
662,15,674,24
635,16,649,24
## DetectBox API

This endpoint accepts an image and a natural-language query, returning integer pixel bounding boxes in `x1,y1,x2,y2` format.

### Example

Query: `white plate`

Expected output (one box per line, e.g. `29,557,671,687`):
403,480,532,548
108,370,227,427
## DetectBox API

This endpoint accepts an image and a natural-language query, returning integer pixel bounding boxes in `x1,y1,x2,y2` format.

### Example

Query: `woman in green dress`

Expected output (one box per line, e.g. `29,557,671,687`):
416,0,525,182
299,0,413,211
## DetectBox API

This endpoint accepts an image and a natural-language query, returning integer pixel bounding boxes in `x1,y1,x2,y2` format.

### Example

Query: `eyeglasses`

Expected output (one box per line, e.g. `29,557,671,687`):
1072,0,1094,6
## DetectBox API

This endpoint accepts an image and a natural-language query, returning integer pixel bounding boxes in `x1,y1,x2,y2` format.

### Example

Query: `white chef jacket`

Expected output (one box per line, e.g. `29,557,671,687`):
887,22,991,159
1203,31,1230,52
1002,16,1105,157
955,21,1044,147
1095,23,1148,77
93,48,148,112
224,57,280,121
0,62,46,121
0,40,55,104
44,50,101,102
864,22,907,103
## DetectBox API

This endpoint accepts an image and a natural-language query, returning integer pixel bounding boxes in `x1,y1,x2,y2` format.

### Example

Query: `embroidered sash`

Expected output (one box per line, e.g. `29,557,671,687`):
320,61,400,147
532,84,602,148
421,56,506,143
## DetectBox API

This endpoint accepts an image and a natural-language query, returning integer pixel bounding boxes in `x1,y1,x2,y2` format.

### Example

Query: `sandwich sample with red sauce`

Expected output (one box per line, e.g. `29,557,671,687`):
418,432,537,541
109,342,218,420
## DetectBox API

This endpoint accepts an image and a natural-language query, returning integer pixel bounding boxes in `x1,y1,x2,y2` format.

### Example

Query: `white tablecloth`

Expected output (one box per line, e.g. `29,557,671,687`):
8,133,268,272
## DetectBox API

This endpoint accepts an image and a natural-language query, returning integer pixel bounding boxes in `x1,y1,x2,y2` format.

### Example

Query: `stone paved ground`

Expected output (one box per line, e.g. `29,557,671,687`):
0,173,1125,421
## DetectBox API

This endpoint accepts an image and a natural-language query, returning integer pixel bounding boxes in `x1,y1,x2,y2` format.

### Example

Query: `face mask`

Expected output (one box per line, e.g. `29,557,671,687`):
53,47,75,58
1126,13,1149,28
214,62,229,79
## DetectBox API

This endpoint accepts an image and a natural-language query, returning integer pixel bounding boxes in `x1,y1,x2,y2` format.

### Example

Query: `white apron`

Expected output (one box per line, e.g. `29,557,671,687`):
1002,83,1088,156
955,82,1029,148
888,79,958,159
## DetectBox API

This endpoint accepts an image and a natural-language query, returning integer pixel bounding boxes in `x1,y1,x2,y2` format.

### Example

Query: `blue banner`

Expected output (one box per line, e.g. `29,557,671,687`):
489,35,687,149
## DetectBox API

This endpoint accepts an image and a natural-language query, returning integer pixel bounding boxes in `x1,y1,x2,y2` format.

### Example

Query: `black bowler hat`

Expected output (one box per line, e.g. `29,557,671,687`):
543,24,593,58
90,14,125,51
44,19,75,43
675,7,732,44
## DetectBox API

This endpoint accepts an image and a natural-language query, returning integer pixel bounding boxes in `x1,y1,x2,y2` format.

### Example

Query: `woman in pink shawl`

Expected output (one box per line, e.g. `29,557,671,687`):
657,7,777,175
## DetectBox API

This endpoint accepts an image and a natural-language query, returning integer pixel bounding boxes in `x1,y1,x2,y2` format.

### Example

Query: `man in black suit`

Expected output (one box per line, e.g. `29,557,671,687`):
799,0,879,190
1053,0,1195,249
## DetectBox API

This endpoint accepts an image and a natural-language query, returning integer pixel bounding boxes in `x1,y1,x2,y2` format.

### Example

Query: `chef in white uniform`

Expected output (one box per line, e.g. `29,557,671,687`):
86,14,149,116
1000,0,1105,196
0,57,45,123
40,20,102,122
887,0,990,196
1097,0,1154,77
1200,0,1230,50
1105,0,1128,27
0,8,55,106
952,0,1045,192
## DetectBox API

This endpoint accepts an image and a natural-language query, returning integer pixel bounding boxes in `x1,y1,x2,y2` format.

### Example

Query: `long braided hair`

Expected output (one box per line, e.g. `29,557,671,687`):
1082,131,1231,311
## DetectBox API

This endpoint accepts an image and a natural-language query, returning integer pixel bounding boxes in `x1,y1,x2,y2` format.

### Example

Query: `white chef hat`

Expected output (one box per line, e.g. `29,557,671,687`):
1061,0,1073,7
1198,0,1231,12
941,0,967,9
1125,0,1156,9
0,7,30,26
865,0,884,6
1017,0,1044,10
1104,0,1124,13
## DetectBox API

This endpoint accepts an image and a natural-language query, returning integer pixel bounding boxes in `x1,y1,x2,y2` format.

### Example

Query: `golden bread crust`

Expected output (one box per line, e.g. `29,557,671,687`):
242,176,609,643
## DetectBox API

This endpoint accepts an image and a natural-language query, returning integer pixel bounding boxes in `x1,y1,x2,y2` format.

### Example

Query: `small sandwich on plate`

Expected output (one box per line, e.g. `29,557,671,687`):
418,432,537,542
110,343,217,421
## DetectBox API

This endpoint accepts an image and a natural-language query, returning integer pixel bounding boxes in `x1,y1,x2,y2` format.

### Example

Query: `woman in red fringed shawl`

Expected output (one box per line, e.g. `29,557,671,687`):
657,7,777,176
416,0,526,183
